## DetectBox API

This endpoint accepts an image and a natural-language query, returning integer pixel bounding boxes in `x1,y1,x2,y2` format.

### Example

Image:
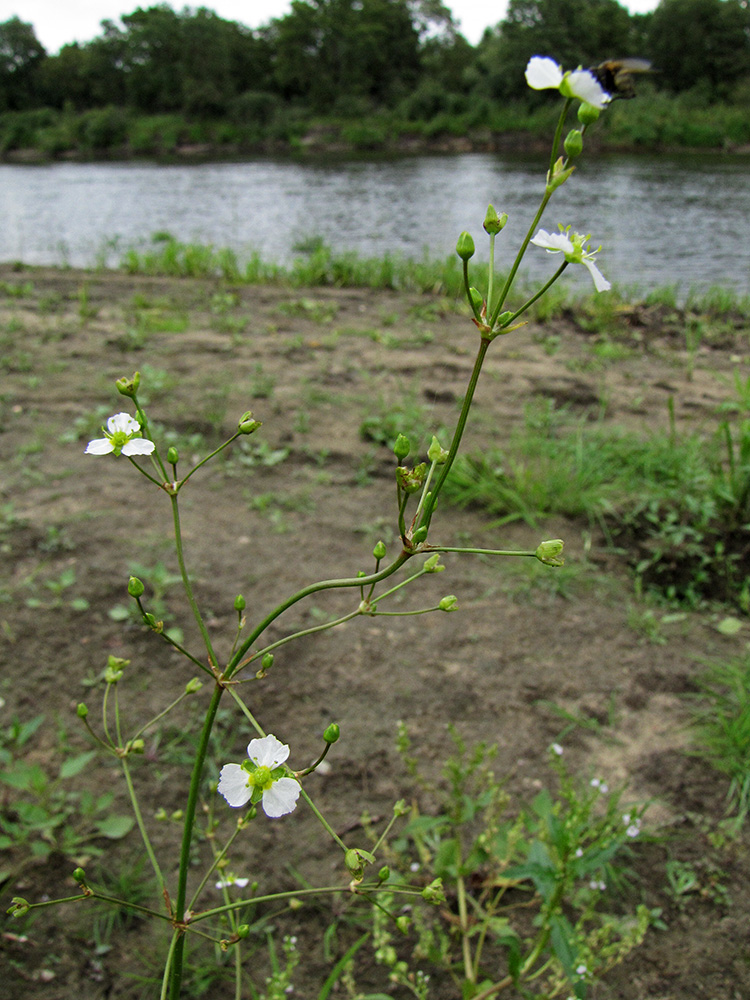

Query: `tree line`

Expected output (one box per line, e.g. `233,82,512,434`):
1,0,749,136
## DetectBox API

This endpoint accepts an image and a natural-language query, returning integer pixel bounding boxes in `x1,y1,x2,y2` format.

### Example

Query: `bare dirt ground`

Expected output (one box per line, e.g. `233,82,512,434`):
1,265,749,999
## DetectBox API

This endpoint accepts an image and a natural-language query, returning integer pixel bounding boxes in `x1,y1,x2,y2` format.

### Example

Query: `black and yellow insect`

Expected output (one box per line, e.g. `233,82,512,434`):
589,58,653,99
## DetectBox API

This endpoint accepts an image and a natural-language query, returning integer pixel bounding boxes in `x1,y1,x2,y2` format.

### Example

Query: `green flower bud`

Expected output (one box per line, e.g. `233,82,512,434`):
8,896,30,917
578,101,601,125
76,702,89,719
323,722,340,744
546,156,576,193
128,739,145,754
378,865,391,882
167,446,179,465
427,435,448,464
171,809,183,822
396,463,427,494
483,205,508,235
238,411,262,435
393,433,410,461
439,595,458,611
116,372,140,398
261,652,274,671
144,613,163,632
564,128,584,158
185,677,203,694
423,553,442,573
155,808,167,821
535,538,565,567
345,849,364,879
237,924,250,938
72,867,87,884
373,540,386,560
412,525,428,544
128,576,145,599
234,594,246,612
396,915,411,935
469,287,484,315
421,878,446,904
393,799,408,816
495,310,514,328
456,231,475,261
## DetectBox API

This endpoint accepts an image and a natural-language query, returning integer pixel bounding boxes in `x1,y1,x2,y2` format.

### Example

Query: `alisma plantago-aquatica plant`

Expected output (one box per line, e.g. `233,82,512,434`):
8,56,651,1000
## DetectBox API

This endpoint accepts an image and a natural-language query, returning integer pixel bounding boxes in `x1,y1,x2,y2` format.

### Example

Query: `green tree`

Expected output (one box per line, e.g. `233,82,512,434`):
0,16,46,111
647,0,750,96
270,0,421,111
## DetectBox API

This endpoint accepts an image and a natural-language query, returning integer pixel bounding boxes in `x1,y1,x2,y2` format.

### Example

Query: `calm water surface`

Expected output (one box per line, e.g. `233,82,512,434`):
1,153,748,293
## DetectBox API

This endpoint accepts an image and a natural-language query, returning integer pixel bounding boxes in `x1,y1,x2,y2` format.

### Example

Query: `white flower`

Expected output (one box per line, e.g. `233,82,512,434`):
215,874,250,890
85,412,155,457
590,778,609,794
525,56,610,109
218,734,301,818
551,742,564,756
589,879,606,891
530,227,611,292
576,964,588,976
626,823,641,838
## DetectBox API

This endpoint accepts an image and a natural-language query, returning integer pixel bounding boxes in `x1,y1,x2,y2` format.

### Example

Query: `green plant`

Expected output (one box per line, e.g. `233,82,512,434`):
689,652,750,827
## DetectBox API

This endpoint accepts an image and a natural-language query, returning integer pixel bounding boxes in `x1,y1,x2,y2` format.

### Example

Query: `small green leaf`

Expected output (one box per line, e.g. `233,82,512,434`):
60,751,97,780
96,815,135,840
716,616,743,636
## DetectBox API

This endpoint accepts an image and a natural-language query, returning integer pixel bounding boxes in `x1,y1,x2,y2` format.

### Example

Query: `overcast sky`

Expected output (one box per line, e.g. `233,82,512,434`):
4,0,661,54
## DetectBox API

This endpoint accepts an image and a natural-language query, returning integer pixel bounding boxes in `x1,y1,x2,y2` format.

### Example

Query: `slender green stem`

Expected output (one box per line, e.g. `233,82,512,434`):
133,394,169,482
161,930,181,1000
427,545,537,558
126,454,165,487
299,787,348,852
548,98,572,176
226,551,412,680
487,231,496,318
488,191,552,330
234,607,363,675
189,815,248,911
129,688,194,744
170,494,218,670
497,262,569,330
418,337,491,533
177,433,240,490
464,258,482,322
120,755,167,896
224,684,265,735
169,682,224,1000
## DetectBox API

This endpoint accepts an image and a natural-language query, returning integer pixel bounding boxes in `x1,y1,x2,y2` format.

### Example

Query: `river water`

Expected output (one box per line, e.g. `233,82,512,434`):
1,152,748,294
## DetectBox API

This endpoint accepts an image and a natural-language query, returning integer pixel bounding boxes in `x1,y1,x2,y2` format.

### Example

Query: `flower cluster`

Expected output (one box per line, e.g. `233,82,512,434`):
218,734,300,818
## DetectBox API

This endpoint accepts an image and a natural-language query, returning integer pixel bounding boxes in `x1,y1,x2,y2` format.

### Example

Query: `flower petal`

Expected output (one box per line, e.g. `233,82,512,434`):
121,437,156,456
107,412,141,435
530,230,573,254
218,763,252,807
262,777,300,818
583,258,611,292
247,734,289,769
525,56,563,90
85,437,115,455
565,70,610,109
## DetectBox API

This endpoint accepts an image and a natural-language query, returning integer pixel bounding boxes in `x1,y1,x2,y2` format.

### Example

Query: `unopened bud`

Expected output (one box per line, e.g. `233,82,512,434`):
234,594,246,612
396,915,411,934
578,102,601,125
412,525,428,544
185,677,203,694
396,463,426,494
378,865,390,882
8,896,30,916
237,924,250,938
469,287,484,315
393,433,410,461
427,435,448,464
535,538,565,567
76,702,89,719
456,231,475,261
423,553,442,573
128,576,145,598
564,128,583,158
323,723,340,744
238,411,262,435
439,595,458,611
345,849,364,879
373,540,386,560
167,446,179,465
116,372,140,397
72,867,87,884
421,878,446,904
127,739,145,754
483,205,508,235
